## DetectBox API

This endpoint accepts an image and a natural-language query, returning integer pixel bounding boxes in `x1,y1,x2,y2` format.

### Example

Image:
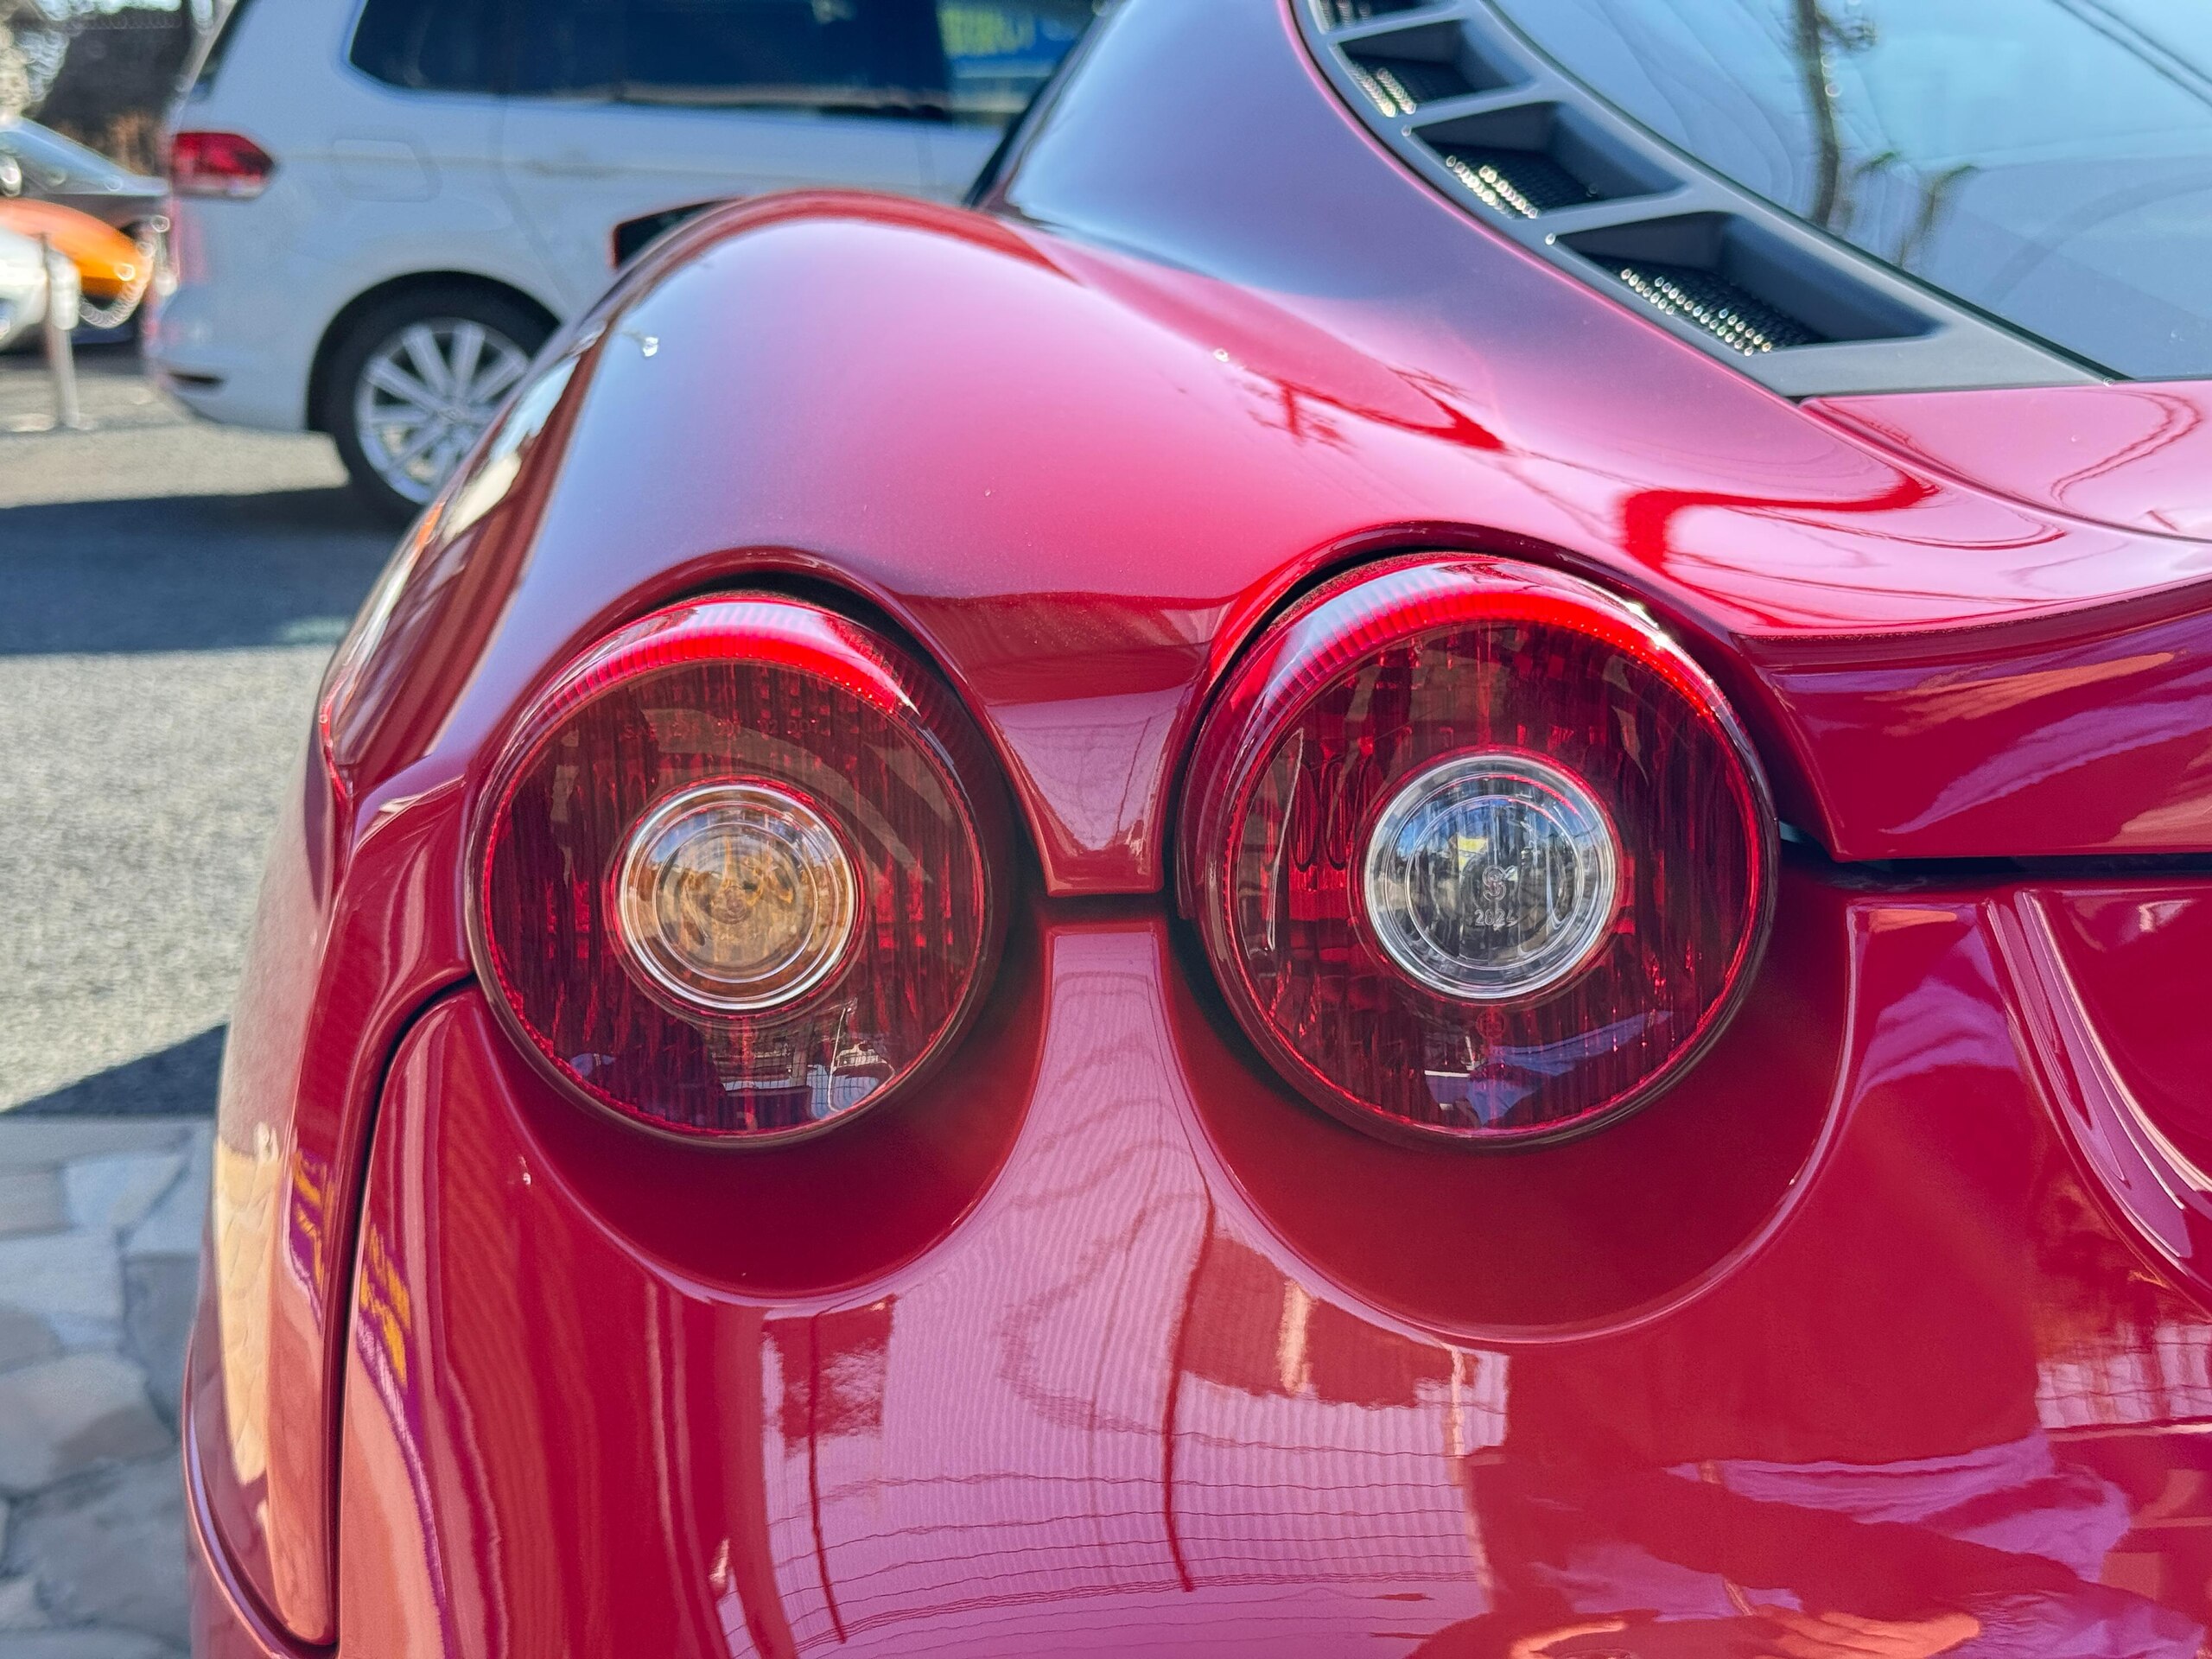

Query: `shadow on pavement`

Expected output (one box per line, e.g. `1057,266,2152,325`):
0,487,394,655
7,1027,226,1116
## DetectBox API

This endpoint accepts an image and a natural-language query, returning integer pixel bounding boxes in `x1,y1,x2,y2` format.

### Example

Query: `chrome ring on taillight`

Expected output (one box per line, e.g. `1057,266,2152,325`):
611,778,862,1017
1362,749,1623,1002
1181,555,1777,1148
469,597,1009,1144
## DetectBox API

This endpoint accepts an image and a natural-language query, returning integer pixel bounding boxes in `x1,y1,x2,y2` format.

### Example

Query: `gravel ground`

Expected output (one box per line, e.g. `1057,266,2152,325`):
0,347,395,1116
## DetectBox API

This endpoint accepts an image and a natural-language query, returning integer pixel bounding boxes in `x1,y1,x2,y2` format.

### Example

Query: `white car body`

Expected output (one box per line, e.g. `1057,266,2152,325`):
0,226,80,352
147,0,1078,505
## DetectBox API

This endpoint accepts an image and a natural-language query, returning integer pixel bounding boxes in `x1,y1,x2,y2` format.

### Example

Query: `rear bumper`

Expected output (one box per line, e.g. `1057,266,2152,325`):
143,194,341,433
174,869,2212,1655
144,271,316,432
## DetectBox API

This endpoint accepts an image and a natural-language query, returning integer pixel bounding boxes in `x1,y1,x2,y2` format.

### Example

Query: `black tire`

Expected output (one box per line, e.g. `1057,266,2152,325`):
321,283,553,526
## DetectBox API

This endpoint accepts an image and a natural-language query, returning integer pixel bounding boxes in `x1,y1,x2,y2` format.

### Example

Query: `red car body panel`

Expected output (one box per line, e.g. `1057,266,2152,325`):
182,0,2212,1651
1811,383,2212,543
200,880,2212,1656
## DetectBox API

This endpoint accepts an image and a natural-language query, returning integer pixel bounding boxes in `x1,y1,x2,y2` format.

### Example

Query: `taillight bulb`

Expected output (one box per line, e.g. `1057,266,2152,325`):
614,781,859,1015
1362,752,1620,1001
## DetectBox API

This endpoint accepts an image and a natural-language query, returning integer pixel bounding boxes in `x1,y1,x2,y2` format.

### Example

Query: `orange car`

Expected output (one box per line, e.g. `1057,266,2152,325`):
0,197,144,303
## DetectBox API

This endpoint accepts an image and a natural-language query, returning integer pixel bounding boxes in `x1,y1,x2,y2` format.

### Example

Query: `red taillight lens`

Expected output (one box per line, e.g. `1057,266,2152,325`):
473,598,1007,1142
1182,556,1775,1147
169,130,276,200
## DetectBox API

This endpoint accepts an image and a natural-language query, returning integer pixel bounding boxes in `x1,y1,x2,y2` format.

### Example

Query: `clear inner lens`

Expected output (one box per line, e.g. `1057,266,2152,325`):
616,782,857,1012
1362,753,1618,1001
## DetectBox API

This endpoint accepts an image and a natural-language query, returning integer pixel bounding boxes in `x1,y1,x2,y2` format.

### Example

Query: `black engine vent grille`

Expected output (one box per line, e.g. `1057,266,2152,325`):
1344,52,1473,115
1561,213,1936,361
1310,0,1426,25
1436,145,1598,218
1294,1,2095,394
1606,260,1822,354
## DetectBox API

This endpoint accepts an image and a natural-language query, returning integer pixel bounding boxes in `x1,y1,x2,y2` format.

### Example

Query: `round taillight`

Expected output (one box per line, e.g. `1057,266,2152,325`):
472,598,1007,1142
1182,555,1775,1147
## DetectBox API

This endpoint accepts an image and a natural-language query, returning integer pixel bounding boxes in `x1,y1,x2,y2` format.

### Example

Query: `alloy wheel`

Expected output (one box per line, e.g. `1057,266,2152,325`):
352,318,531,505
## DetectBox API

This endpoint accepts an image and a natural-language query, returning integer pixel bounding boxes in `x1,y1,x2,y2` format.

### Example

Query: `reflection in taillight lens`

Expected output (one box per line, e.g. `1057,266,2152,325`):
613,780,860,1015
1363,751,1620,1001
1183,556,1774,1147
474,598,1007,1142
169,130,276,200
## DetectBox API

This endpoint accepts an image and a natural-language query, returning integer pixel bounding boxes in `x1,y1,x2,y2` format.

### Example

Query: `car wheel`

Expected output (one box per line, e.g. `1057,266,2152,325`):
325,287,550,524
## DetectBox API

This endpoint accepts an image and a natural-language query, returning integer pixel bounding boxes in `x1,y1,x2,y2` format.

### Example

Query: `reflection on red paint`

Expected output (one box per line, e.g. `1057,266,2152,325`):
1815,384,2212,543
270,890,2212,1655
284,1151,332,1325
1618,472,1939,569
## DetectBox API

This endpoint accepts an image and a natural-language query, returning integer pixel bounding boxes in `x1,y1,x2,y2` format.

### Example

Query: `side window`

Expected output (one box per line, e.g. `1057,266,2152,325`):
936,2,1090,123
518,0,951,111
350,0,505,92
513,0,620,99
623,0,949,111
505,0,1090,115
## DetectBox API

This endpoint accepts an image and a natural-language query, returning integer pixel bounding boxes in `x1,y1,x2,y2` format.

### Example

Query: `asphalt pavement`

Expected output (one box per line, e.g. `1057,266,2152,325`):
0,346,394,1117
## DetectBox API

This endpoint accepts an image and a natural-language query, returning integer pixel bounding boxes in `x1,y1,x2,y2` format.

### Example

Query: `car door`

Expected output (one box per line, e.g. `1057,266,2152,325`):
498,0,943,311
336,0,507,212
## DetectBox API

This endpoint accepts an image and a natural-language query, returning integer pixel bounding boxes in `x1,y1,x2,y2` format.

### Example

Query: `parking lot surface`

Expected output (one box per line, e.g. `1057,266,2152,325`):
0,347,391,1117
0,347,391,1655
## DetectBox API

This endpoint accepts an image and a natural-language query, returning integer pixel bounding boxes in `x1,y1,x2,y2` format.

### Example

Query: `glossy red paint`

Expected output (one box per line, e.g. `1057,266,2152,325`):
240,877,2210,1655
191,745,468,1643
1812,383,2212,542
182,0,2212,1648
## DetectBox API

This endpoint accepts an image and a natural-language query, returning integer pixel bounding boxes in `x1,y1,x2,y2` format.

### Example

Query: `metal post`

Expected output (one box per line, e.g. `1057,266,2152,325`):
38,234,84,432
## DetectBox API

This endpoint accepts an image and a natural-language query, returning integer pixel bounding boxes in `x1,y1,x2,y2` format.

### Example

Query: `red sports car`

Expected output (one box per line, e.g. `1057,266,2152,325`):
187,1,2212,1655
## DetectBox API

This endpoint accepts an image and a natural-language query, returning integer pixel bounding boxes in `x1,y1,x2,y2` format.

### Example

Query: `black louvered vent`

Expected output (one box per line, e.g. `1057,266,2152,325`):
1310,0,1426,25
1287,4,2064,394
1436,146,1594,216
1418,104,1667,219
1344,51,1475,114
1342,23,1523,116
1604,261,1821,353
1560,215,1929,358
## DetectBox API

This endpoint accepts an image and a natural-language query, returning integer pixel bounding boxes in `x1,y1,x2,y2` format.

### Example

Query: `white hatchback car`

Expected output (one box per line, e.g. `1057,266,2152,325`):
148,0,1090,519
